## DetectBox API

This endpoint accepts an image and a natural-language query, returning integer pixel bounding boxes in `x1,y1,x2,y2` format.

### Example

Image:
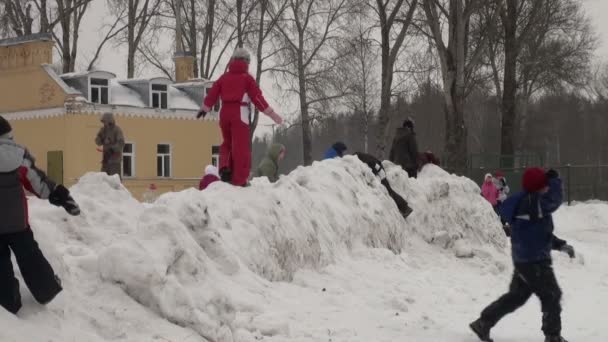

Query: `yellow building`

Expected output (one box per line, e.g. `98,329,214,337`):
0,33,221,199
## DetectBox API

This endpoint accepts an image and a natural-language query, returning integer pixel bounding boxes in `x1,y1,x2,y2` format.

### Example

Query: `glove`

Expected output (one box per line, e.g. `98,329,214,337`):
546,169,559,179
196,110,207,119
49,185,81,216
560,244,575,258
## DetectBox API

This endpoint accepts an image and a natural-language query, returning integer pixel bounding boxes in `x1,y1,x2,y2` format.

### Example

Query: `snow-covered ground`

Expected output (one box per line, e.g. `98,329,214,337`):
1,159,607,341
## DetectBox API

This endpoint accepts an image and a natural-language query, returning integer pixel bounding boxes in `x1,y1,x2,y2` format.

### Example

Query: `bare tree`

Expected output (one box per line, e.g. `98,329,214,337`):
1,0,93,72
422,0,490,172
269,0,354,165
373,0,418,158
53,0,93,72
108,0,162,78
248,0,287,139
341,21,379,153
485,0,596,158
0,0,35,36
86,14,128,71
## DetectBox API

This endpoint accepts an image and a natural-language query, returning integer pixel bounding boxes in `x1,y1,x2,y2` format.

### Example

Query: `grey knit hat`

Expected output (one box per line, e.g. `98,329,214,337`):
232,47,251,63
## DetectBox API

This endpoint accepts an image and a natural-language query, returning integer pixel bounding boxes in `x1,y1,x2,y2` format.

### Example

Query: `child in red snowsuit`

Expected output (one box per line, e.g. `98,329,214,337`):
197,48,282,186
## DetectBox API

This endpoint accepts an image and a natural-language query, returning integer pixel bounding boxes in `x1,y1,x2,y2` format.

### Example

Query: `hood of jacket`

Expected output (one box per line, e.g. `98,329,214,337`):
228,59,249,74
394,126,414,139
204,165,219,178
267,143,285,163
101,113,116,126
0,138,25,172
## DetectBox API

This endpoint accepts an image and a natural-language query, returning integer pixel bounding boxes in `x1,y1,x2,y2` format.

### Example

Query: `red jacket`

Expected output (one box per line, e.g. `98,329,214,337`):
199,174,220,190
201,59,273,115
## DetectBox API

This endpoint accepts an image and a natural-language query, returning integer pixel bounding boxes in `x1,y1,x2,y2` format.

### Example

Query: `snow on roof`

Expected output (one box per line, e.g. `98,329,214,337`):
61,70,117,80
119,77,173,86
173,79,213,88
109,79,146,107
41,64,81,95
0,33,53,47
169,86,200,110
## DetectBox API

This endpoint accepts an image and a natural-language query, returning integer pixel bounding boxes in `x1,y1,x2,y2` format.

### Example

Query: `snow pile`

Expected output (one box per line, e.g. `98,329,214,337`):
1,158,510,341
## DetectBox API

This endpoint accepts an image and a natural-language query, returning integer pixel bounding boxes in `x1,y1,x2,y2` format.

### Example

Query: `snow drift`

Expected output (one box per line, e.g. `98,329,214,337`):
1,157,509,341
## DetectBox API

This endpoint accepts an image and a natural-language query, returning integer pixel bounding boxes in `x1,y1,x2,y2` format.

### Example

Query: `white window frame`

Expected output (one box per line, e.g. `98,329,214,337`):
89,77,110,105
211,145,220,167
121,142,136,178
150,84,169,109
156,143,172,178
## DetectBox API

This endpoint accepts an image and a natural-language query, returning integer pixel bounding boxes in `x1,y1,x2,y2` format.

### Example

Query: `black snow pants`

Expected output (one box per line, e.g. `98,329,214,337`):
0,229,62,314
480,260,562,337
380,178,411,216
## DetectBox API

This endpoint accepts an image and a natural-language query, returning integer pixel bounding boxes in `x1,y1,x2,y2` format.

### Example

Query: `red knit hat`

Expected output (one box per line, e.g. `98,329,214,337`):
522,167,547,192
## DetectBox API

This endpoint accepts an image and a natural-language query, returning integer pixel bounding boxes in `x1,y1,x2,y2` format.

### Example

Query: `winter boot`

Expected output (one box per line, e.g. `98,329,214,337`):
400,206,413,219
469,318,493,342
545,336,568,342
220,168,232,183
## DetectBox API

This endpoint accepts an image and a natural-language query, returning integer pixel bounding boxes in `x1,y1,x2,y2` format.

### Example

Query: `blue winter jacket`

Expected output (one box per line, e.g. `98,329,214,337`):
324,147,339,160
500,178,564,263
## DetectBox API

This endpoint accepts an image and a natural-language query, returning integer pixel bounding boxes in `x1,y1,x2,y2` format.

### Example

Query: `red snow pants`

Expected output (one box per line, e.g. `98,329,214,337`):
219,103,251,186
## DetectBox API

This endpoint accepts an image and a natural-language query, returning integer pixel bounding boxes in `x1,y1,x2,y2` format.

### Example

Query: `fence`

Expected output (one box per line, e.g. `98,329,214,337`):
469,164,608,204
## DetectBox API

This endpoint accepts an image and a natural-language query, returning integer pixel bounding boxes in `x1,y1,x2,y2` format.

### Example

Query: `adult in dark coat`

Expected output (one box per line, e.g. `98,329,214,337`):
389,118,419,178
95,113,125,177
469,168,574,342
0,116,80,314
353,152,413,219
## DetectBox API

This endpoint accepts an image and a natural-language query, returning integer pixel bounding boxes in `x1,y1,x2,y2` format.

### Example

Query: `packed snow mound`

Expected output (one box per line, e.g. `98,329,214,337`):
5,159,508,341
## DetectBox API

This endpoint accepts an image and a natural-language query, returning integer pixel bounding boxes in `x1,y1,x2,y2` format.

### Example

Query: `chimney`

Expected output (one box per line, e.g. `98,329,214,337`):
0,33,54,72
174,0,194,83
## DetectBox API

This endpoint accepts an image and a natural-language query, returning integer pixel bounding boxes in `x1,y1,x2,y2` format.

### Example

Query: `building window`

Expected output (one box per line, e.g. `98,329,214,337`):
122,142,135,178
90,78,109,104
157,144,172,177
211,145,220,166
151,84,168,109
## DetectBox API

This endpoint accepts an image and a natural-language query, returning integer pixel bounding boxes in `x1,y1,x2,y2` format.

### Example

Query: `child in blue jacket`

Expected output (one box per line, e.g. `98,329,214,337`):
470,168,575,342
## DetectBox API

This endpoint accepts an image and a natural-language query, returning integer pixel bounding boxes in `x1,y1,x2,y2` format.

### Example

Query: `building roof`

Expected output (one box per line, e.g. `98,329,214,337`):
47,69,210,113
61,70,117,80
0,33,53,47
118,77,173,86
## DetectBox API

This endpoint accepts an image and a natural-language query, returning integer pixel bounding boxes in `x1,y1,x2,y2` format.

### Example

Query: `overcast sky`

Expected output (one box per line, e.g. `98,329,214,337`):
73,0,608,133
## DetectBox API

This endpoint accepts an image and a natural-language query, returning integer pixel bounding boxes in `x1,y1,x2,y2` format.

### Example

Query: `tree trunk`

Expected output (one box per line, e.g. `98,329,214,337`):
298,42,312,165
236,0,243,47
500,0,517,166
376,21,392,158
443,80,468,173
189,0,198,77
127,0,136,78
250,0,267,141
201,0,215,78
60,1,72,73
40,0,50,32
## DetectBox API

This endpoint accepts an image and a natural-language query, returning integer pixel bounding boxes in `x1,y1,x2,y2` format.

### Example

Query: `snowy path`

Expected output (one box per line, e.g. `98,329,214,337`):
255,225,608,342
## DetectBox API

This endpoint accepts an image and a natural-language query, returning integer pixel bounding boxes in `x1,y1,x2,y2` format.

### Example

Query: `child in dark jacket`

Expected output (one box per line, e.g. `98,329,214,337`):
0,116,80,314
470,167,574,342
353,152,413,220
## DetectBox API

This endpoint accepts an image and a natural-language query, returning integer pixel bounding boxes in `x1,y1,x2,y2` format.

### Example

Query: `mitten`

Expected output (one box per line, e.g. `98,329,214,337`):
49,185,81,216
560,244,575,258
196,110,207,119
